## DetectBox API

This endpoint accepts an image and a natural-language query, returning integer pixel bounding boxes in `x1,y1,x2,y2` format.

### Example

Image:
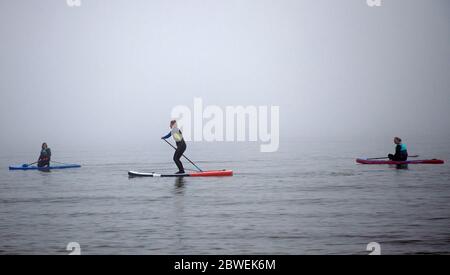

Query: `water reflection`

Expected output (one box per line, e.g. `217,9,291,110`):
173,177,186,250
174,177,186,192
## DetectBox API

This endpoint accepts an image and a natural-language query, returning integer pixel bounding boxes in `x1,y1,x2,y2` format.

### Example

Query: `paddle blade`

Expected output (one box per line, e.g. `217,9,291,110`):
22,164,29,168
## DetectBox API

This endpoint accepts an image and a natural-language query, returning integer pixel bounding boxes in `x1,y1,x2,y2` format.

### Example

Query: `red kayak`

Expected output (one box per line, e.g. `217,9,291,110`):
356,159,444,165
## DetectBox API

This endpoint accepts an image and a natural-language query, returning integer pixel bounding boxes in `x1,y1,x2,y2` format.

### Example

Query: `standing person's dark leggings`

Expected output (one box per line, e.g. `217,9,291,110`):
174,140,186,173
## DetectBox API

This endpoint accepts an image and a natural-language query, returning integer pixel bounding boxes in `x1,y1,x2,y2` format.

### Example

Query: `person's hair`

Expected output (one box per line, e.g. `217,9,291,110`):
170,120,177,128
394,137,402,142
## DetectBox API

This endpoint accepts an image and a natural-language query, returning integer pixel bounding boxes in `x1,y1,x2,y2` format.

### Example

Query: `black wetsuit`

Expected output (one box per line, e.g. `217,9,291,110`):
388,144,408,161
162,127,186,173
173,140,187,173
38,148,51,167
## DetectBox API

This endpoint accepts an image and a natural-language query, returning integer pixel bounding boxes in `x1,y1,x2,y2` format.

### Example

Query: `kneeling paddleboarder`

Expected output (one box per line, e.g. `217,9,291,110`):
388,137,408,161
162,120,186,174
38,143,51,167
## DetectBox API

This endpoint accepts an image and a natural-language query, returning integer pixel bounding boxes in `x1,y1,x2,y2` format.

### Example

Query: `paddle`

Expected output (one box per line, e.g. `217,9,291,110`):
22,161,38,168
367,155,419,160
163,139,203,172
50,161,70,165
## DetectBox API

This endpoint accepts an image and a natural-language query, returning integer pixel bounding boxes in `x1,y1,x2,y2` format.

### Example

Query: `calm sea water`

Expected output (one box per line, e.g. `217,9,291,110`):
0,139,449,255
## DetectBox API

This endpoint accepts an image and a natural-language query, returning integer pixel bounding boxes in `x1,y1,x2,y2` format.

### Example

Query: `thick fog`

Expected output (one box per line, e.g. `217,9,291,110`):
1,0,449,153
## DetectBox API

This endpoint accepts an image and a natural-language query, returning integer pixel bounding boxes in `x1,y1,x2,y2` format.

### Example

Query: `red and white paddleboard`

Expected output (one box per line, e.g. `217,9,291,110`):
128,170,233,177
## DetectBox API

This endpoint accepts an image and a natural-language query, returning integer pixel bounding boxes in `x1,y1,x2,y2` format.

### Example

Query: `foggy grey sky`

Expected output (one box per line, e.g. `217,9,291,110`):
1,0,449,153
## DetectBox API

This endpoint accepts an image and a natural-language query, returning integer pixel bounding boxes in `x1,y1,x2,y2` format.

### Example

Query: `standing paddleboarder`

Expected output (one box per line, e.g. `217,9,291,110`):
162,120,186,174
388,137,408,161
38,143,52,168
